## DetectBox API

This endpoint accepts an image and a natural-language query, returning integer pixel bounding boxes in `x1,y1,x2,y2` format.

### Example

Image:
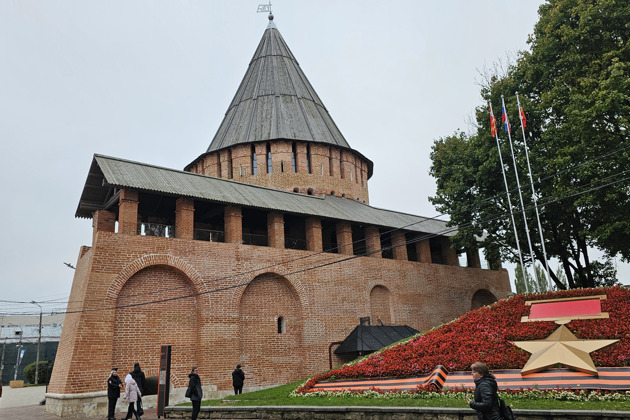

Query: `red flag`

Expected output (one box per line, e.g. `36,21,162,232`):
490,111,497,136
519,107,527,128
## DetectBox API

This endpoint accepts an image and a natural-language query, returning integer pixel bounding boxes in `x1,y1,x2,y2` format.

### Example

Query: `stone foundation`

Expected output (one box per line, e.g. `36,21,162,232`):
45,385,218,418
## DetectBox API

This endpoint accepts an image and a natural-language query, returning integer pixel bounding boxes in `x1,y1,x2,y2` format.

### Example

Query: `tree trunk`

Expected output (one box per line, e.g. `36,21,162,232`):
561,255,575,289
577,235,594,288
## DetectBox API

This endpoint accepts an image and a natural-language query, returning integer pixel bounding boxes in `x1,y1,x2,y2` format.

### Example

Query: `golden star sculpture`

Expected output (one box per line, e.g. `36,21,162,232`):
512,324,619,375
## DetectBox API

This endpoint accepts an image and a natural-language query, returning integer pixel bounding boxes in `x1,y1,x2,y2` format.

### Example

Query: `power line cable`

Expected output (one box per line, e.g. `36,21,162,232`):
3,146,628,313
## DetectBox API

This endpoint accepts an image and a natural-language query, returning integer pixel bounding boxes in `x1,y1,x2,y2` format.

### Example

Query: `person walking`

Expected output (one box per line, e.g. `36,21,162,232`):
231,364,245,395
123,374,142,420
186,367,203,420
106,368,123,420
465,362,503,420
130,363,146,416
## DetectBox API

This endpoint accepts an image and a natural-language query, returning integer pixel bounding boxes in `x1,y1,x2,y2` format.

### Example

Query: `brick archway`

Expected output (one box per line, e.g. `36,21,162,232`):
471,289,499,310
238,273,303,388
113,264,200,388
107,255,204,388
107,254,205,299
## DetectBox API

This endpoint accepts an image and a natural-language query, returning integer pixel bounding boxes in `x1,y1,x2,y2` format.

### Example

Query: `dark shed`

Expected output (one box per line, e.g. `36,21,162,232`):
334,325,419,355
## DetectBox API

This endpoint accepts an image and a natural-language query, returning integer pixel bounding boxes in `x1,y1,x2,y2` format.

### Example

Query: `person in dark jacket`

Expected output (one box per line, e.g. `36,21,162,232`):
106,368,123,420
232,364,245,395
186,367,203,420
466,362,503,420
130,363,146,416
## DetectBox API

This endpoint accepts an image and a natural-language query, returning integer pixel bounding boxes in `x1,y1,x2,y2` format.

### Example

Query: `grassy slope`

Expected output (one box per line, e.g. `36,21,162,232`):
178,288,630,411
177,381,630,411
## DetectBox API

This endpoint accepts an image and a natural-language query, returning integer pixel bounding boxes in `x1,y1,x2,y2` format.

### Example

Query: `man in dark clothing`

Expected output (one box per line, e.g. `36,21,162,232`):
232,364,245,395
107,368,123,420
187,367,203,420
130,363,146,416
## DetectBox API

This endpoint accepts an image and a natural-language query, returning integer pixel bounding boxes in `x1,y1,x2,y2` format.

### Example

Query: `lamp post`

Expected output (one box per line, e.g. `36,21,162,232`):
13,324,22,381
13,344,23,381
31,301,42,385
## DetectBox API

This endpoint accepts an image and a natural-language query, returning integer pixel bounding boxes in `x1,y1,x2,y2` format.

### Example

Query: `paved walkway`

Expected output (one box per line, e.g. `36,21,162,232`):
0,385,46,409
0,385,159,419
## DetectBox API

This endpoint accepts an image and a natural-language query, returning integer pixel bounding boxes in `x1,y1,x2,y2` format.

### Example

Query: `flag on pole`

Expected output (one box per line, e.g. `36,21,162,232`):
519,107,527,128
502,103,511,133
489,106,497,136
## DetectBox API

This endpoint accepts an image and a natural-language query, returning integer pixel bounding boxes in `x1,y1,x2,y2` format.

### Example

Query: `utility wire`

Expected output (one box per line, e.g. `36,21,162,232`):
2,146,628,314
5,169,628,316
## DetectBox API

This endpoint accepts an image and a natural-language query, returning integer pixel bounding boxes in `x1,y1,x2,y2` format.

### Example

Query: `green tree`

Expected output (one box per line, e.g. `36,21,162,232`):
430,0,630,289
534,264,549,293
554,265,568,290
514,263,536,294
23,360,53,384
514,263,549,294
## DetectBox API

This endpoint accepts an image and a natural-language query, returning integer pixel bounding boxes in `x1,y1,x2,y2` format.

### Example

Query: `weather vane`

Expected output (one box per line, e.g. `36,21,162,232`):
257,2,272,15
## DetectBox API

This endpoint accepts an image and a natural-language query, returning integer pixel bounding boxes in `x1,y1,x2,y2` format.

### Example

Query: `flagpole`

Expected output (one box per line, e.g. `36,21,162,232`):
516,92,552,289
501,95,539,288
489,101,529,292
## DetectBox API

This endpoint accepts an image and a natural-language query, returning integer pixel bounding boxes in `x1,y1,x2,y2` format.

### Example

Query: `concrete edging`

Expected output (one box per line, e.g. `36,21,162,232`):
164,405,630,419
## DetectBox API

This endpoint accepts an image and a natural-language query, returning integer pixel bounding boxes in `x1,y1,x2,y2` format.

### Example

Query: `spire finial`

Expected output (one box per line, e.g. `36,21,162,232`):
258,2,275,27
257,2,273,17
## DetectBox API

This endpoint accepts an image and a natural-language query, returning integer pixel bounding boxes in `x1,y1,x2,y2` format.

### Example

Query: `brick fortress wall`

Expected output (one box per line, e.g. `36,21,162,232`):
48,232,510,395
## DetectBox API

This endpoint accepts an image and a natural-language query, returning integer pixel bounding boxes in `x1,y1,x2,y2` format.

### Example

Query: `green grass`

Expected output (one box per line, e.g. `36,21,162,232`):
176,381,630,411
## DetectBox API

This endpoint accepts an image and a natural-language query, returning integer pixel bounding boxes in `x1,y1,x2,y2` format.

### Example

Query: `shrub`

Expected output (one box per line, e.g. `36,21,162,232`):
23,360,53,384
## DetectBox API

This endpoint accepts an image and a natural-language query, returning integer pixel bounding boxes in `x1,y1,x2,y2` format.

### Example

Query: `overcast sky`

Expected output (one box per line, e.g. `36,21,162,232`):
1,1,626,316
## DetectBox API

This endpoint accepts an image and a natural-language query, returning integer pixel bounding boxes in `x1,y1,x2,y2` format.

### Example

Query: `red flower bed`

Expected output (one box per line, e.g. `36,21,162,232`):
298,287,630,393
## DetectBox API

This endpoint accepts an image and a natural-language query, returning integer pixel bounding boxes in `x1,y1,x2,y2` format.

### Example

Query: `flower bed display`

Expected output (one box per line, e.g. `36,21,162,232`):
296,287,630,394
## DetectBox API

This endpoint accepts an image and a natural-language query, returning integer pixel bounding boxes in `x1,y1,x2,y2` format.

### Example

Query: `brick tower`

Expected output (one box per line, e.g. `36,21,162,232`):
46,14,510,417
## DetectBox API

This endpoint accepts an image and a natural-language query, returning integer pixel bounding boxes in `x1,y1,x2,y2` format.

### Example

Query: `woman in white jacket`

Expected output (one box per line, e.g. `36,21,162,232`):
124,374,142,420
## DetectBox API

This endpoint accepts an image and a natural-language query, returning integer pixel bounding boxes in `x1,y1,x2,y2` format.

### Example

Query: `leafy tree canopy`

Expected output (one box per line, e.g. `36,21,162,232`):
430,0,630,289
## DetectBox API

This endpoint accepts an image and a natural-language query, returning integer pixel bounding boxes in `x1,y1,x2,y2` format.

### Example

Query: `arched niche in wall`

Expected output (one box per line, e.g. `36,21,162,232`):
470,289,498,310
369,285,392,325
114,265,198,388
239,273,303,387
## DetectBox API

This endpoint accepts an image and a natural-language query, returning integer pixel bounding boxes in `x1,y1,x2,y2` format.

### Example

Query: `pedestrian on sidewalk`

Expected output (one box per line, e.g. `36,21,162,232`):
106,368,123,420
186,367,202,420
130,363,146,416
466,362,503,420
123,374,141,420
231,364,245,395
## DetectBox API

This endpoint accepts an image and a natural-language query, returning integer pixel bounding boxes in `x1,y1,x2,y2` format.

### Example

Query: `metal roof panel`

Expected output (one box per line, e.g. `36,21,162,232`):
78,155,452,238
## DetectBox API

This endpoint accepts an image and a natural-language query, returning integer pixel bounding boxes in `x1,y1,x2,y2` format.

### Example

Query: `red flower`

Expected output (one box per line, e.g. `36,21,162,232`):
296,287,630,393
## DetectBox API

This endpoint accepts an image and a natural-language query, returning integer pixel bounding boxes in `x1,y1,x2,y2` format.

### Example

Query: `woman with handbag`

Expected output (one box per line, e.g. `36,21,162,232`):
186,367,203,420
123,374,142,420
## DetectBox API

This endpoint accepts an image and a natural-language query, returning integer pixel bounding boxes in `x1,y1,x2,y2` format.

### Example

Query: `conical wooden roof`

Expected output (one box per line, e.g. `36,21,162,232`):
206,16,353,153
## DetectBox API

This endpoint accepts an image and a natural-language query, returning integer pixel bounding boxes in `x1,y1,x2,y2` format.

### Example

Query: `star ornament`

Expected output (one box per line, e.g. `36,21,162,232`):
512,325,619,376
